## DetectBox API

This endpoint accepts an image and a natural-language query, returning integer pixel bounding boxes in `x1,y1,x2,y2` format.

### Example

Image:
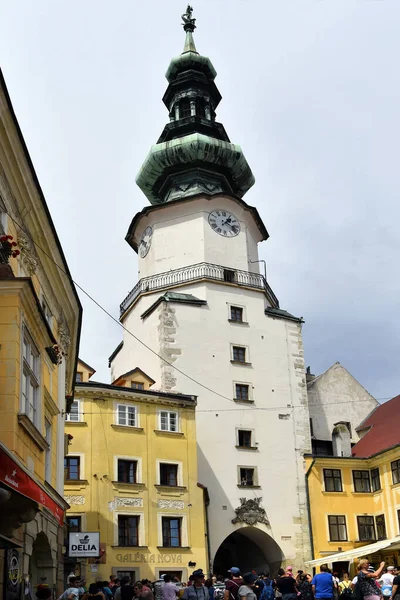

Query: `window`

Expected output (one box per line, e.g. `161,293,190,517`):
238,430,252,448
371,468,381,492
230,306,243,322
162,517,182,547
391,459,400,485
117,404,137,427
21,327,40,426
66,516,81,533
357,516,376,541
235,384,249,401
353,470,371,493
65,456,80,481
232,346,246,363
45,420,52,482
160,411,178,432
75,372,83,382
180,99,191,118
398,509,400,533
309,418,314,437
131,382,144,390
160,463,178,486
41,297,52,326
117,460,137,484
66,400,81,422
376,515,386,540
118,515,139,547
239,467,255,486
328,515,347,542
323,469,342,492
223,269,236,283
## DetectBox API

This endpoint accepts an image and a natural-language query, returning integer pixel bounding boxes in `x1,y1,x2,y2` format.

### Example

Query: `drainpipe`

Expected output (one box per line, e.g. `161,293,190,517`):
198,483,212,576
305,459,316,574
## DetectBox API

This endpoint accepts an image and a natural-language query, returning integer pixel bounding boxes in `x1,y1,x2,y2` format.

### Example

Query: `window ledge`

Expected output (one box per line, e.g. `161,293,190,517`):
157,546,190,550
111,481,146,489
155,485,187,492
64,479,88,485
18,414,49,451
230,361,252,366
228,320,249,326
322,491,346,495
237,484,261,489
111,424,144,432
353,491,373,495
111,546,148,549
233,398,254,404
154,430,184,437
391,482,400,489
235,445,258,451
65,421,88,427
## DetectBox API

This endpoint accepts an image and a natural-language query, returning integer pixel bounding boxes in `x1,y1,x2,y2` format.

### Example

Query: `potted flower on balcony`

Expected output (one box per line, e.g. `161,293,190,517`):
45,343,66,365
0,234,20,263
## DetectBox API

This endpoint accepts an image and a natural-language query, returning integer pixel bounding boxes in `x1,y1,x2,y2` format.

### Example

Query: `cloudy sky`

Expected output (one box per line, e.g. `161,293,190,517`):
2,0,399,401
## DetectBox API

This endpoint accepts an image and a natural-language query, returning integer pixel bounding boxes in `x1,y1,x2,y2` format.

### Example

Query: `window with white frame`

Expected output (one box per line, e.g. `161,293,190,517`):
21,326,40,426
66,400,82,422
117,404,137,427
159,411,178,432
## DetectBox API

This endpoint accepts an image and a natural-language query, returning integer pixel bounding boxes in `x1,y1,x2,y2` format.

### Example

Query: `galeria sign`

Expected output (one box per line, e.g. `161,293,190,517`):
69,532,100,557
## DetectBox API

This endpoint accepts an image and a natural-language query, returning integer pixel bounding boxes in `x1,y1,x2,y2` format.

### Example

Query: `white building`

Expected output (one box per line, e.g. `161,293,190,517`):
110,11,312,573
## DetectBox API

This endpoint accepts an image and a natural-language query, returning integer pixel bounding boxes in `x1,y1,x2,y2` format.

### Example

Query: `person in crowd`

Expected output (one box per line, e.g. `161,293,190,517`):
162,575,180,600
58,577,81,600
357,559,386,600
297,573,313,600
224,568,243,600
390,567,400,600
109,579,117,591
114,576,134,600
253,575,265,599
259,574,274,600
103,582,113,600
275,568,298,600
182,570,209,600
238,573,258,600
37,586,52,600
338,573,352,598
82,584,105,600
205,580,215,600
312,565,335,600
112,581,121,598
380,567,396,598
213,577,225,600
154,576,166,600
133,583,153,600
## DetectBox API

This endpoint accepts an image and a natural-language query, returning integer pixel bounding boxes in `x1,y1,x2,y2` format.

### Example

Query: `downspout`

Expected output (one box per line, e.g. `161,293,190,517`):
305,459,316,574
198,483,212,576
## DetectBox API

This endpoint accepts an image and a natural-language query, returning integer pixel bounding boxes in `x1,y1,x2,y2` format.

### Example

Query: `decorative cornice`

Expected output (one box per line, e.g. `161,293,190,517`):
17,414,49,452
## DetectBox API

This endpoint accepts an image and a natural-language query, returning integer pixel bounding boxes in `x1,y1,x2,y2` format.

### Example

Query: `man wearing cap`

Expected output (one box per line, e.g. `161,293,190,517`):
238,574,258,600
380,567,395,597
183,570,209,600
225,569,243,600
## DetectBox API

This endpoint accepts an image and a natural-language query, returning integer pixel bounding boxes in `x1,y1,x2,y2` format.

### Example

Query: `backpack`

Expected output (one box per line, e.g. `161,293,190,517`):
260,581,275,600
214,588,225,600
340,585,353,598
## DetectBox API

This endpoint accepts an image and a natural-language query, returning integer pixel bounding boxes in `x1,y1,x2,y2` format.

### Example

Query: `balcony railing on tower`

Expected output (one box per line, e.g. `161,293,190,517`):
120,261,279,316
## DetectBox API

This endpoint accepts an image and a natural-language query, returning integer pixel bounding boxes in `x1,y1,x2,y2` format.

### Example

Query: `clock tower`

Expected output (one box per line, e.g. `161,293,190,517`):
111,7,312,573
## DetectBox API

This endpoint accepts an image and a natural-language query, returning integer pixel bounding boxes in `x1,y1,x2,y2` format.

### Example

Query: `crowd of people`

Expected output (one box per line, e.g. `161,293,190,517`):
55,562,400,600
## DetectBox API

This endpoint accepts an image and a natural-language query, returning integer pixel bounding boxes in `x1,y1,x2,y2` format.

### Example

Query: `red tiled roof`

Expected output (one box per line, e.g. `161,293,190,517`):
352,394,400,457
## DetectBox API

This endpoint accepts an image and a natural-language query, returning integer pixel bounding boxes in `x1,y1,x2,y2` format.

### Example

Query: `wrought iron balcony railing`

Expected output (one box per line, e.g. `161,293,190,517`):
120,261,279,316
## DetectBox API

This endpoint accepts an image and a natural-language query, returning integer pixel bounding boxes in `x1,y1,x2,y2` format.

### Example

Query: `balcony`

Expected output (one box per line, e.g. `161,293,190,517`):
120,261,279,316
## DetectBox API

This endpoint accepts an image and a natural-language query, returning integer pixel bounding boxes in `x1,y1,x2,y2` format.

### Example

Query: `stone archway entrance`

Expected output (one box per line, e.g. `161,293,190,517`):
30,532,54,588
213,527,283,576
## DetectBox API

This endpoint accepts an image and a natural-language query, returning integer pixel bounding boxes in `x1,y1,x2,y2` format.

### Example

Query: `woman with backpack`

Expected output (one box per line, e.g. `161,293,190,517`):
297,573,313,600
338,574,352,599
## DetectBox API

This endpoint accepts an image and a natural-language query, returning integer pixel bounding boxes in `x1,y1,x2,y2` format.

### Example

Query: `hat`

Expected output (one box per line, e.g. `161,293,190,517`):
228,568,241,576
388,567,395,571
192,569,205,578
286,566,293,572
243,573,258,585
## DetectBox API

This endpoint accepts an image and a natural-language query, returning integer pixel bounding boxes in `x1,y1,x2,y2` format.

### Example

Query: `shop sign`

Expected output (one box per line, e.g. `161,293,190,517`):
69,532,100,557
116,552,182,564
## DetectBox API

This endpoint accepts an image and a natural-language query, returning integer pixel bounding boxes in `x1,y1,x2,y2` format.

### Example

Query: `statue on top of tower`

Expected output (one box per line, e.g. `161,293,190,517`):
181,5,196,31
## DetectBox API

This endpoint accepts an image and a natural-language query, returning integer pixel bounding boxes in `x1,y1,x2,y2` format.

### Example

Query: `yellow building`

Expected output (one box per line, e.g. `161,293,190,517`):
305,395,400,574
64,360,208,582
0,69,82,596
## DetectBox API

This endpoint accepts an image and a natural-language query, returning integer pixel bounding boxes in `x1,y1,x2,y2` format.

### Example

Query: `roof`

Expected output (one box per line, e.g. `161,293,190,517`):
78,358,96,375
112,367,156,386
75,380,196,405
141,291,207,320
265,307,303,323
352,394,400,458
108,341,123,366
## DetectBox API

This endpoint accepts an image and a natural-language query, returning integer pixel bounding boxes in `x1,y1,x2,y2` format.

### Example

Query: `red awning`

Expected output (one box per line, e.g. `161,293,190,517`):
0,447,64,526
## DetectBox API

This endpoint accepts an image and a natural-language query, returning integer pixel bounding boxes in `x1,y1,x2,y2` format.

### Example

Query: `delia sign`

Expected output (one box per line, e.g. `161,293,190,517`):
69,533,100,557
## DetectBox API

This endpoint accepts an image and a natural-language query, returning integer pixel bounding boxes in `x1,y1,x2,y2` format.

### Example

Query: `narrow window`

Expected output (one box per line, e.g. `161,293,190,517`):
41,297,52,325
160,411,178,432
353,470,371,493
66,400,81,422
162,517,182,547
75,372,83,383
180,99,191,118
117,459,137,484
223,269,236,283
239,467,255,486
45,420,52,482
323,469,343,492
131,382,144,390
309,418,314,437
117,405,137,427
391,459,400,485
376,515,386,540
238,430,252,448
235,384,249,401
328,515,347,541
160,463,178,486
118,515,139,546
65,456,80,481
371,468,381,492
66,516,82,533
21,327,40,426
230,306,243,322
232,346,246,363
398,509,400,534
357,516,376,541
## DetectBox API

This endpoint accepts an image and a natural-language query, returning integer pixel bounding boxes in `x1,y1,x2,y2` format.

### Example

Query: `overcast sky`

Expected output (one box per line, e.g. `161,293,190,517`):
2,0,399,401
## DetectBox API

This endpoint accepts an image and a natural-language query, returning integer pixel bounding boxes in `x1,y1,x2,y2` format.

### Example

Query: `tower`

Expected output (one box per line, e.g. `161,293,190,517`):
111,7,312,572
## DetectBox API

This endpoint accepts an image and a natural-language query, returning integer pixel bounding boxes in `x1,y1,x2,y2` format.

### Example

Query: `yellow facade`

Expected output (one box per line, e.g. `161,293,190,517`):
306,446,400,573
65,373,208,582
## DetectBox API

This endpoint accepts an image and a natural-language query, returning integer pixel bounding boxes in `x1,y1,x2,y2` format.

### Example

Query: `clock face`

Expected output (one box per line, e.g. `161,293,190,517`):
138,226,153,258
208,210,240,237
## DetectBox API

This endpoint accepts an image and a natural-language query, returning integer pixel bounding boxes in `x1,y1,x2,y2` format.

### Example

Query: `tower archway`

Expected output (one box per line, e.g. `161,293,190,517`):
213,527,283,576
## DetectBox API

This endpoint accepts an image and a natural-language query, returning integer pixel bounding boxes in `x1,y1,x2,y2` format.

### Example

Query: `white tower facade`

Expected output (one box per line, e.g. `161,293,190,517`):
111,11,312,573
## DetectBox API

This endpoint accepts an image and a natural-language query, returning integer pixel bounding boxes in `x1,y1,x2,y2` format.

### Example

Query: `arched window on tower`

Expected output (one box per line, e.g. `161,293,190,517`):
180,98,191,118
197,98,206,119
